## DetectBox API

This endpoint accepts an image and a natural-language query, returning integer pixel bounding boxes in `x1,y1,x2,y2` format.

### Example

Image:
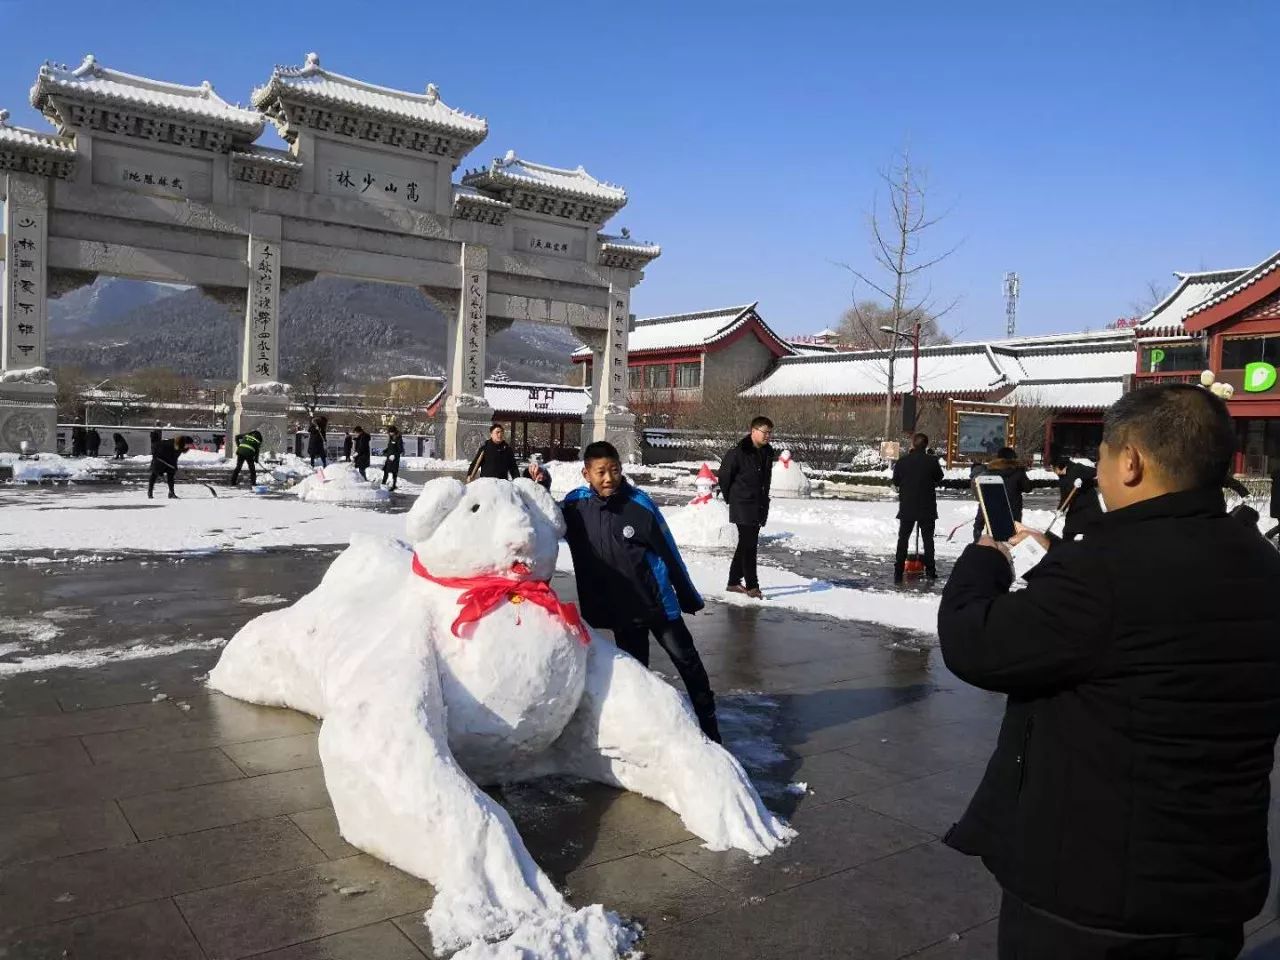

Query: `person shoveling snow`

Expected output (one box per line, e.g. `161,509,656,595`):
209,476,792,957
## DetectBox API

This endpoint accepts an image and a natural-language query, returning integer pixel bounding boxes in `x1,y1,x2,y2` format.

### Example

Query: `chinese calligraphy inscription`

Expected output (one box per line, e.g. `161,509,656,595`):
3,205,48,368
608,292,629,406
245,237,280,383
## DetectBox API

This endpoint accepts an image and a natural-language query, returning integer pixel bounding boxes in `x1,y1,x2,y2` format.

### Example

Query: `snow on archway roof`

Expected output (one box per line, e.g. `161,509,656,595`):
463,151,626,206
251,53,487,141
32,55,264,136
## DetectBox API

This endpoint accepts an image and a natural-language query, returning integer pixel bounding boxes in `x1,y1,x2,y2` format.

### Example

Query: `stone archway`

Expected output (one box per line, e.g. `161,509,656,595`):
1,54,659,458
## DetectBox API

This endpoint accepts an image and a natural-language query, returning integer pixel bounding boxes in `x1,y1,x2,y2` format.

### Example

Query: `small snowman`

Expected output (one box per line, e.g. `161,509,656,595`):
690,463,717,505
770,449,812,499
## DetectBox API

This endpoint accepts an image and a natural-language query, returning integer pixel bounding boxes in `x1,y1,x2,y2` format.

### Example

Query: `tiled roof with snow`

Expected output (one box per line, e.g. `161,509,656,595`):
598,235,661,257
572,303,787,358
228,145,302,169
251,53,487,140
1182,251,1280,321
463,151,626,206
0,111,75,155
485,381,589,416
1136,268,1247,335
31,55,263,134
453,184,510,209
744,330,1136,409
1007,379,1126,410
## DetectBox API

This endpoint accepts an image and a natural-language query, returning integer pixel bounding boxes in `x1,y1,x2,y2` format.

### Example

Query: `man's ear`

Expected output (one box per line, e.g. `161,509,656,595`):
1121,444,1145,487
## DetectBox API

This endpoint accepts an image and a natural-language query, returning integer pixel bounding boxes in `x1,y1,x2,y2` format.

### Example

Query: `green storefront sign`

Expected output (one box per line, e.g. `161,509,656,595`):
1243,362,1278,393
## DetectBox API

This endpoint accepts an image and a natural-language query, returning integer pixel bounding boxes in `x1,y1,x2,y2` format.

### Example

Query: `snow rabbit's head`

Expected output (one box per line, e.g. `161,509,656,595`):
405,477,565,581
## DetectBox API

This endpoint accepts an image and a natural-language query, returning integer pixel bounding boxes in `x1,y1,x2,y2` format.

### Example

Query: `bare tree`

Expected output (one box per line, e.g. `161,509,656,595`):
836,149,960,439
1129,278,1171,318
837,300,952,350
287,347,341,415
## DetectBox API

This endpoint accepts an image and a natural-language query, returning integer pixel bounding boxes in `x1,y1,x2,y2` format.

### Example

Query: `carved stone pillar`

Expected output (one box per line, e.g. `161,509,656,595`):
443,243,493,461
0,172,57,453
585,269,637,460
231,213,289,459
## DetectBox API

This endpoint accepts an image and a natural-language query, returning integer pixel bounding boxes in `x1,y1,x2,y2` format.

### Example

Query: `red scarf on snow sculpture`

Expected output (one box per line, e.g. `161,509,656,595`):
411,553,590,646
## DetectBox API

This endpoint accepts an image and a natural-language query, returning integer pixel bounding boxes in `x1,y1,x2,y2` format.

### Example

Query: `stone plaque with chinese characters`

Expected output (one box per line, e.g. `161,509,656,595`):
315,140,438,212
246,237,280,383
460,246,488,396
3,204,48,367
91,142,213,201
607,288,630,406
512,219,586,261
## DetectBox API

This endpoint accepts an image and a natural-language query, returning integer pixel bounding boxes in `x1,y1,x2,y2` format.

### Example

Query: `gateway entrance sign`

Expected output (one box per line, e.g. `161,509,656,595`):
0,54,659,457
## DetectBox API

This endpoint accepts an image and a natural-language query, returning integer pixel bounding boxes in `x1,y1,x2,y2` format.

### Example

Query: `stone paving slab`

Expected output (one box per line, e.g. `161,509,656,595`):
0,550,1276,958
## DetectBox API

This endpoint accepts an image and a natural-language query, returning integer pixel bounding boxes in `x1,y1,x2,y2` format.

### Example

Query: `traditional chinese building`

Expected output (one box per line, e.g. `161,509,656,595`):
0,54,659,457
1135,250,1280,474
570,303,796,421
741,329,1136,461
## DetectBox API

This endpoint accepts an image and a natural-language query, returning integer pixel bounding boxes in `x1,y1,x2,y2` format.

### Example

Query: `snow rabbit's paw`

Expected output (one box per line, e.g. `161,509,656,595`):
690,747,796,857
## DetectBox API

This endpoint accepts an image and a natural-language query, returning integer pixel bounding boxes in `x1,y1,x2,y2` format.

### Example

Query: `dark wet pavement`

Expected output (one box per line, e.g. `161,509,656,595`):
0,551,1277,959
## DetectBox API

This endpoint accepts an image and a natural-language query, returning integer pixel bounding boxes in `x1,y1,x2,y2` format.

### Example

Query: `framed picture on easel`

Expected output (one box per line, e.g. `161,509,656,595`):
947,399,1017,468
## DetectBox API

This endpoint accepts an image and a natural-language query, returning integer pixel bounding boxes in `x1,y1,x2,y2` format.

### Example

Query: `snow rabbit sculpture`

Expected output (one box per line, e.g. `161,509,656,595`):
209,477,792,953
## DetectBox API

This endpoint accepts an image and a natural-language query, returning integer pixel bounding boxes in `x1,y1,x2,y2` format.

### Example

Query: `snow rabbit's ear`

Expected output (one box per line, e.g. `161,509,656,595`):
406,477,465,545
512,477,566,538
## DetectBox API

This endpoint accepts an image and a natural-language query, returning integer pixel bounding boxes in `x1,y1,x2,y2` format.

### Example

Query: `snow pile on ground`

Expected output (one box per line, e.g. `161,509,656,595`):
664,498,738,549
210,477,790,955
400,457,470,472
270,454,316,481
770,451,811,499
291,462,391,503
0,637,228,676
452,904,639,960
2,452,110,481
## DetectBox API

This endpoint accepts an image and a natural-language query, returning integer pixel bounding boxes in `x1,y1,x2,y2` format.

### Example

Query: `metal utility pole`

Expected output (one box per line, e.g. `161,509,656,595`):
1004,271,1020,338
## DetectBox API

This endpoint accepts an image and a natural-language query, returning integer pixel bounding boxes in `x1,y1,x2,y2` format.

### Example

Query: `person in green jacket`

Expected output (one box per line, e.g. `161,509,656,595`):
230,430,263,487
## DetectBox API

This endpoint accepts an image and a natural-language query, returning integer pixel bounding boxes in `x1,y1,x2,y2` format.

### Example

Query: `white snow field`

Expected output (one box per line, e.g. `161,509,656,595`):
209,478,791,958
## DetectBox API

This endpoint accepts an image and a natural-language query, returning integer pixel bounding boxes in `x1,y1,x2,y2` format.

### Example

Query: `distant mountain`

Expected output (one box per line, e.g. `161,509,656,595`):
49,277,187,336
48,276,584,385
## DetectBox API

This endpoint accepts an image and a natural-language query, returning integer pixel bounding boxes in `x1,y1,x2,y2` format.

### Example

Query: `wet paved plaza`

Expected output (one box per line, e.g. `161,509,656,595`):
1,551,1278,958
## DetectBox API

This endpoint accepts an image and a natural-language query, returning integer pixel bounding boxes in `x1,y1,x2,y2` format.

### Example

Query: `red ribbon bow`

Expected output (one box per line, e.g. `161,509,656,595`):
411,553,590,646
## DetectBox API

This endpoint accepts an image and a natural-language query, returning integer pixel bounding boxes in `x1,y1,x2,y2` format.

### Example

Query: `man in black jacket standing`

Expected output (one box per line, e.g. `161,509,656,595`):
351,426,371,479
1050,456,1102,539
939,383,1280,959
891,432,944,582
718,416,774,599
467,424,519,482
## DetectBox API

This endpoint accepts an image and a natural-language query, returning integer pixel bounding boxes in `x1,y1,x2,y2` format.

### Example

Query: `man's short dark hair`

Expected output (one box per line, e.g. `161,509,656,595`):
911,432,929,450
750,416,774,430
489,423,504,433
997,446,1017,461
1051,456,1071,471
1102,383,1236,491
583,440,620,466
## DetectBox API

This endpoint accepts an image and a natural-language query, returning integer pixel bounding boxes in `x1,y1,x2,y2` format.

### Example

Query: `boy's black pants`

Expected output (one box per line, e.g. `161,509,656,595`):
612,618,719,742
728,523,761,589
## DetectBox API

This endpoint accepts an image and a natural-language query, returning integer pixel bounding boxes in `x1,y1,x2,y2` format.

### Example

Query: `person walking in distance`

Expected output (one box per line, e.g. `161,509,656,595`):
111,432,129,460
1050,455,1103,539
148,435,192,499
229,429,263,487
891,433,944,582
307,416,328,468
718,416,775,599
86,427,101,458
467,423,519,482
352,425,371,480
381,425,404,491
939,384,1280,959
342,430,353,462
561,441,720,742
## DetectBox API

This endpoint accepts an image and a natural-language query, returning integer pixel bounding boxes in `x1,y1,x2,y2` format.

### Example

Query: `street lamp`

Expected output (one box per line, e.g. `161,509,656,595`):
880,322,923,433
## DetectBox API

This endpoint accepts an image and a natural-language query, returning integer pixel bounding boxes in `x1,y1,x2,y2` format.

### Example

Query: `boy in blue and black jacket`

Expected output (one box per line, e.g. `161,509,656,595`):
561,441,720,742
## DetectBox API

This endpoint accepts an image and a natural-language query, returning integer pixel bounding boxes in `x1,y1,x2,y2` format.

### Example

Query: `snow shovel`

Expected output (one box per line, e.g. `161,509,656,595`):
903,528,925,576
180,481,218,498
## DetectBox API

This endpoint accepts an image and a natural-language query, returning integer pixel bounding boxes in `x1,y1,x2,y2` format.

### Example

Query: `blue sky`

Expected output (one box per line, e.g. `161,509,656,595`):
1,0,1275,340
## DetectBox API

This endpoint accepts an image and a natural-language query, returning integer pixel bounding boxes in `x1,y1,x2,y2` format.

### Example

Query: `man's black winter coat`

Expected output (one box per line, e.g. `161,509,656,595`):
718,436,774,525
939,487,1280,935
892,450,944,521
561,480,703,628
1271,468,1280,520
468,439,518,480
150,439,182,469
